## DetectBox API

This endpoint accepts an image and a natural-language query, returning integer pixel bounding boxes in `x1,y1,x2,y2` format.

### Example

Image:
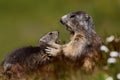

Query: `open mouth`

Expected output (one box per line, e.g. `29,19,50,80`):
60,19,75,35
56,39,60,44
55,38,60,44
55,32,60,44
65,24,74,35
66,25,72,31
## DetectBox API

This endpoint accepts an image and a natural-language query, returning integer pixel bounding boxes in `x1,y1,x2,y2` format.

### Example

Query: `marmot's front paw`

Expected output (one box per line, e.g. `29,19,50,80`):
47,41,55,45
45,47,60,56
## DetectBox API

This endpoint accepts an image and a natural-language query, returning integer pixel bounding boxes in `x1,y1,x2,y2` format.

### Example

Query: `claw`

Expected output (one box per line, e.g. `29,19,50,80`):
46,47,53,49
45,49,51,52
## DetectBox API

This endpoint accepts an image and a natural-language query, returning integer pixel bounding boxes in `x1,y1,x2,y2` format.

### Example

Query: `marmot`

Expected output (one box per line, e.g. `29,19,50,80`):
46,11,102,72
0,31,59,80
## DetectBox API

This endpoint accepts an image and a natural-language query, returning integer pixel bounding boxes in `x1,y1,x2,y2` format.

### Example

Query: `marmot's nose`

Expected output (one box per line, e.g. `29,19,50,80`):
60,19,64,24
60,15,67,24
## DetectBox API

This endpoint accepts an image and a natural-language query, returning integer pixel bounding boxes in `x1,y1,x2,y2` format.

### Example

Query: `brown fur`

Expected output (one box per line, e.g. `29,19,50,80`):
46,11,102,72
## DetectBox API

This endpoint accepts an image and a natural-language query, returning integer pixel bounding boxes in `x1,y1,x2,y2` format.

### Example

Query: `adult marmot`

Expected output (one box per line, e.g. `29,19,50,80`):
46,11,102,72
1,31,59,80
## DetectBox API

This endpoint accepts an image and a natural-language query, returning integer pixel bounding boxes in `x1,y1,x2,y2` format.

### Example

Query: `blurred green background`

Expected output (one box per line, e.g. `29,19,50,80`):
0,0,120,63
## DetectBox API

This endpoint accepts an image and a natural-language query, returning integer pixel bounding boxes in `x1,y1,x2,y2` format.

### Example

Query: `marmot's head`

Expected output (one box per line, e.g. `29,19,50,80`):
60,11,94,34
39,31,59,45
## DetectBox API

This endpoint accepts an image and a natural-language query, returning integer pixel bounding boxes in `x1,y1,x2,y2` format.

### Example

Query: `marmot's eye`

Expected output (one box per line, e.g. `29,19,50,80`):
49,32,53,35
70,15,76,18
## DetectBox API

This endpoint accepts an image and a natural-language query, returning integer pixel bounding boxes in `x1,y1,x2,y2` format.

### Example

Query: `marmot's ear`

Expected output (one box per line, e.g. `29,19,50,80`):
88,16,94,29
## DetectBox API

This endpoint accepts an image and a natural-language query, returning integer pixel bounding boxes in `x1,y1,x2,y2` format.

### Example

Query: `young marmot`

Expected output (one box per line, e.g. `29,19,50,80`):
46,11,103,72
1,31,59,80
